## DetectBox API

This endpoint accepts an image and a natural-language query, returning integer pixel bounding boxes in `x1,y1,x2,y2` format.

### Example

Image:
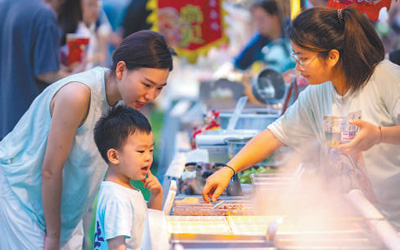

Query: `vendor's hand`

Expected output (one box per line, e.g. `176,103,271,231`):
339,119,380,155
202,167,233,203
43,234,59,250
142,170,162,195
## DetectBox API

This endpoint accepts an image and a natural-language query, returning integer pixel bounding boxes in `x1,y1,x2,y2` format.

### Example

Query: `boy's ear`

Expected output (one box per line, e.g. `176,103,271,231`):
107,149,119,164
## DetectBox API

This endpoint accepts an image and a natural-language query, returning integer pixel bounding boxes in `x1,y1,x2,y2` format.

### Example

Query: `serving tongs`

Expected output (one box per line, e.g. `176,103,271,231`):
211,199,224,209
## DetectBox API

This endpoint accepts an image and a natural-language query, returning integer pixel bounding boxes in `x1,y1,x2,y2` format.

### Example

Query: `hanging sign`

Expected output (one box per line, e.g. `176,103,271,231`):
327,0,396,21
147,0,228,63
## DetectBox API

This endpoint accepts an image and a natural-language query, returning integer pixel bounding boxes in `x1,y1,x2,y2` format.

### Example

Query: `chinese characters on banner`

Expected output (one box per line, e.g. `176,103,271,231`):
147,0,228,63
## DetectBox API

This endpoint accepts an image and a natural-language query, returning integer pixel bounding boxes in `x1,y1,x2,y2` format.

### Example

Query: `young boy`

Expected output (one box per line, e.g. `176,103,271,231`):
93,105,163,250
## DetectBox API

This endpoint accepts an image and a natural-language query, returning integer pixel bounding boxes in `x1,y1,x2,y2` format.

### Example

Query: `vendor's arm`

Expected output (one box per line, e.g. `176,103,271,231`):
143,170,163,210
42,82,91,250
202,129,284,202
339,119,400,155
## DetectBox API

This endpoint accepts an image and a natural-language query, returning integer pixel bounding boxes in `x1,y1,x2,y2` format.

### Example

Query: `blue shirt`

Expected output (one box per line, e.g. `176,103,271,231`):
0,0,60,138
233,32,271,70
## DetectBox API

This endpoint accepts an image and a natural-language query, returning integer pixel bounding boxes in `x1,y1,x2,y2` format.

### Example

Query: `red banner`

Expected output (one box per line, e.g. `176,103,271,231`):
327,0,395,22
147,0,228,63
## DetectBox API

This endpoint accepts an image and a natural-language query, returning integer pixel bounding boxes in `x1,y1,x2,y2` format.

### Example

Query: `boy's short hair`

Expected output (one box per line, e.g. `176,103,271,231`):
94,105,152,163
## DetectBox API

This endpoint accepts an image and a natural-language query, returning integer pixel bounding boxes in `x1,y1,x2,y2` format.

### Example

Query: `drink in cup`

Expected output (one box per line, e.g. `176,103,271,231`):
66,33,90,68
323,116,358,147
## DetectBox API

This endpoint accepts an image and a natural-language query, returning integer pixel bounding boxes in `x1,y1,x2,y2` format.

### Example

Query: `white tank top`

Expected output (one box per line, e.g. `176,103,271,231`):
0,67,110,242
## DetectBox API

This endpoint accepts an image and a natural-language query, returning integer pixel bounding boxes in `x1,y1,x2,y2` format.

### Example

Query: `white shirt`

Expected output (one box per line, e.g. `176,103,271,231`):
94,181,147,250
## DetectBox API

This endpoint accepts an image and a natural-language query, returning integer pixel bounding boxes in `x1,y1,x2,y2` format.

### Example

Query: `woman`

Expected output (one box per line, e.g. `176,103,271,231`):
203,7,400,229
0,30,175,249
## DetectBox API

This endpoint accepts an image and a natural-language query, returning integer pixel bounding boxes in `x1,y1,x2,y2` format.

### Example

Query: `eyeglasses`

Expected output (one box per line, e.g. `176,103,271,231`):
291,52,318,71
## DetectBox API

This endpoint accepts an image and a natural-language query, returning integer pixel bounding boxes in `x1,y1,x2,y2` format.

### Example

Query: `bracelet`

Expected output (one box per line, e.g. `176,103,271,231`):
224,165,236,176
378,126,382,144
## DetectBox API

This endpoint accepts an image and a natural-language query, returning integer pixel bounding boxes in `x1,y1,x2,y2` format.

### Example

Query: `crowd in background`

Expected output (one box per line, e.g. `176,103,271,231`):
1,0,400,249
1,0,400,140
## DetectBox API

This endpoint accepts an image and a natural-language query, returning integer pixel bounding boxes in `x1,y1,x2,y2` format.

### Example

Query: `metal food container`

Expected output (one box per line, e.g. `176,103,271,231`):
167,214,385,250
224,137,291,166
167,216,231,234
219,109,280,132
178,162,242,196
167,216,276,249
157,162,399,250
224,137,251,160
172,199,255,216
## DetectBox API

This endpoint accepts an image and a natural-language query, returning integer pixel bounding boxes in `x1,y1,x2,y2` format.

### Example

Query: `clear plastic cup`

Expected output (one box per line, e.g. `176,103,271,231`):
323,117,358,147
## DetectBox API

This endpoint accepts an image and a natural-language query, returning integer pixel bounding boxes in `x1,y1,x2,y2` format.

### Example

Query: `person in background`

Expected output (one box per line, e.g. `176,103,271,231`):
122,0,151,39
59,0,113,71
389,49,400,65
102,0,130,34
233,0,286,71
0,0,77,139
304,0,328,8
93,105,162,250
0,30,175,250
101,0,130,65
381,3,400,57
77,0,112,69
58,0,82,47
203,6,400,229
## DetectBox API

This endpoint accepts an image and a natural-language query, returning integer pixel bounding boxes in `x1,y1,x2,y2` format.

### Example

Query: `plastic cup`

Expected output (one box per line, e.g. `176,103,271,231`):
66,33,90,67
323,117,358,147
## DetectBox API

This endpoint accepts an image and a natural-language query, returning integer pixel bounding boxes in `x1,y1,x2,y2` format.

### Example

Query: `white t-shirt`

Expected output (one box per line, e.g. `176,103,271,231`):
94,181,147,250
268,60,400,227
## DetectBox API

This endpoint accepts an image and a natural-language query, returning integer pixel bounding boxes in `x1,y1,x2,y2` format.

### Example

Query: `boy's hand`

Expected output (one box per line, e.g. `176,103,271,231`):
143,170,163,210
142,170,162,195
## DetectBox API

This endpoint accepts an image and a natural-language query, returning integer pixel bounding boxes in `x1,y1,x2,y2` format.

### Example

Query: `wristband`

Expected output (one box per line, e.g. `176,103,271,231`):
378,126,382,144
223,165,236,176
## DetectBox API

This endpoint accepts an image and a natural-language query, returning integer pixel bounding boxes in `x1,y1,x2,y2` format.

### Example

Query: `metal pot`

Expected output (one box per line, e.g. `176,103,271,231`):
252,68,286,105
224,137,252,160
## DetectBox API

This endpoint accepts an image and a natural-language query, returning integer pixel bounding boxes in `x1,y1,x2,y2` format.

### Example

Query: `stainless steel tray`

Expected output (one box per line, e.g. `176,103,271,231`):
170,233,276,250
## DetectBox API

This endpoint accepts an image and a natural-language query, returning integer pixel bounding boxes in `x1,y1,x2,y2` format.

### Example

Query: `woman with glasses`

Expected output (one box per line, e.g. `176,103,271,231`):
203,6,400,229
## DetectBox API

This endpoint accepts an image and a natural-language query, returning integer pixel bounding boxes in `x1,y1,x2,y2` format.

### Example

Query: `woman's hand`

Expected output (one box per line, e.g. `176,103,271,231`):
202,167,234,203
202,129,284,202
339,119,380,155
